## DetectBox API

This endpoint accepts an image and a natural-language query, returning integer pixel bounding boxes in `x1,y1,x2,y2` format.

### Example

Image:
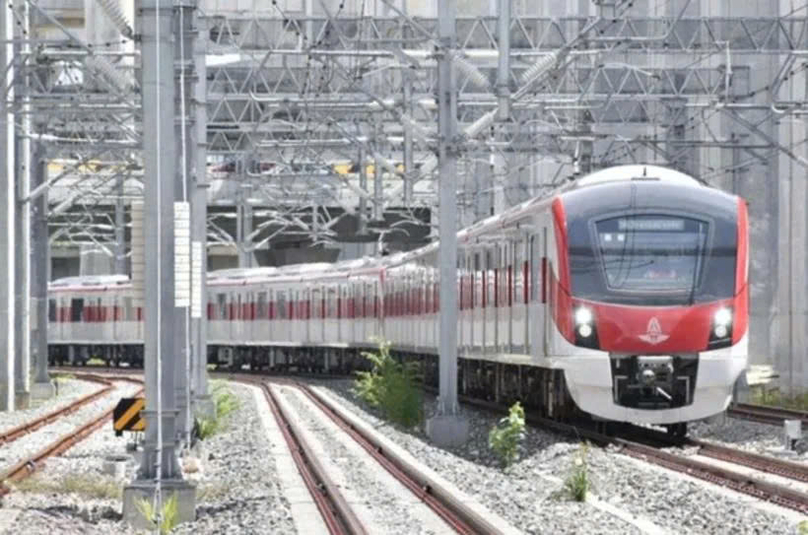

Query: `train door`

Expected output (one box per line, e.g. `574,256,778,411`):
513,236,527,355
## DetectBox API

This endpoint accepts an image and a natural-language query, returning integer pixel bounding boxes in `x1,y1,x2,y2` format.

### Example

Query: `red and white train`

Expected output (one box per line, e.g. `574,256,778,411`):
48,164,749,433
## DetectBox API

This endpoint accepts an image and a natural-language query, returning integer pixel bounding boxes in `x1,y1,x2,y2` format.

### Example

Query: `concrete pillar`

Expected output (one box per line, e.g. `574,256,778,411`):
31,145,54,400
123,0,195,527
425,0,469,448
0,0,16,412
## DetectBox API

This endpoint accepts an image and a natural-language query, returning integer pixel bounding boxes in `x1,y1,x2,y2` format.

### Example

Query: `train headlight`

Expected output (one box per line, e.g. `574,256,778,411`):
573,306,599,348
575,307,593,326
708,306,734,349
714,308,732,327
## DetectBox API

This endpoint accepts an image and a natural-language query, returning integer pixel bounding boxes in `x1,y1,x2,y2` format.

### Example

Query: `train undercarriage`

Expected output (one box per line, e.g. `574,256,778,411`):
47,342,686,436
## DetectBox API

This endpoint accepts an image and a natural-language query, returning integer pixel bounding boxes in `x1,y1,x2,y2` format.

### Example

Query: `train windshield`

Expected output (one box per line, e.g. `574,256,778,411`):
569,212,737,306
596,216,706,293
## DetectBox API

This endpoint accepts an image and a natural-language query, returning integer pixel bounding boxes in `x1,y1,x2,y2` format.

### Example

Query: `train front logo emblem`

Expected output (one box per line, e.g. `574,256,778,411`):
638,317,669,345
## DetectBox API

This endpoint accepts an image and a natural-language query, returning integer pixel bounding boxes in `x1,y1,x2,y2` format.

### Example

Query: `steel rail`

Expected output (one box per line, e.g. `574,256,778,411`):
689,438,808,483
0,374,112,445
426,388,808,515
234,376,367,535
611,436,808,514
296,382,499,535
0,380,144,497
729,403,808,426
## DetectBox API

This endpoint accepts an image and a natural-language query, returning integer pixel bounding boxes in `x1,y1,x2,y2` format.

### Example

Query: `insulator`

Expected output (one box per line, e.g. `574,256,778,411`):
452,53,490,90
464,110,497,139
84,55,135,94
95,0,134,40
520,50,559,85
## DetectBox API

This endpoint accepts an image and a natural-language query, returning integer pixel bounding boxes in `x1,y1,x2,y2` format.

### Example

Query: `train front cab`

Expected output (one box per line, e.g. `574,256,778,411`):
547,176,749,426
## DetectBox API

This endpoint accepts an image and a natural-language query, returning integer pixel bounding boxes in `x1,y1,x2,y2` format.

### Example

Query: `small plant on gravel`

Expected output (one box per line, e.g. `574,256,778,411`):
563,442,591,502
136,492,179,534
353,338,423,428
488,401,526,467
799,520,808,535
196,381,240,440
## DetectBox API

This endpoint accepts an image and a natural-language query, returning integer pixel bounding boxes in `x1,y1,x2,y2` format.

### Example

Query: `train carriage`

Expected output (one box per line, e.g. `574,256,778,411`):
47,165,749,433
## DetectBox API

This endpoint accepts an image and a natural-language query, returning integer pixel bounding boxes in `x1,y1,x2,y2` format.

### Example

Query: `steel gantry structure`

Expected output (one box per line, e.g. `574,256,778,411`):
0,0,807,522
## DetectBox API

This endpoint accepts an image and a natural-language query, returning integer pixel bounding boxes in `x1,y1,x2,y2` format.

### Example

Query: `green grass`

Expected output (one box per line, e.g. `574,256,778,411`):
799,520,808,535
751,387,808,411
352,338,423,428
12,474,122,500
87,357,106,366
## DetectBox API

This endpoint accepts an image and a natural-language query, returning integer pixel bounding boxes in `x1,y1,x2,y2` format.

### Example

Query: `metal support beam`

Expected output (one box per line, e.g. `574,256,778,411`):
0,0,15,411
373,124,384,222
174,0,195,448
31,143,52,399
358,147,368,234
115,175,126,274
123,1,193,526
237,186,254,267
425,0,468,448
13,146,30,407
496,0,511,120
193,12,212,417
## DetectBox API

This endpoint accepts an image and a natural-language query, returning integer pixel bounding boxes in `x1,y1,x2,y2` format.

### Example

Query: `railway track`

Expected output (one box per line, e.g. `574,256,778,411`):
729,402,808,426
0,376,144,498
435,390,808,516
49,368,808,517
231,375,506,535
0,374,112,445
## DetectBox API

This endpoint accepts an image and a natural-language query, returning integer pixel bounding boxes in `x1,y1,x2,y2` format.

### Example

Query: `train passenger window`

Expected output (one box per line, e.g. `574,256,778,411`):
257,292,268,319
71,298,84,322
48,299,56,322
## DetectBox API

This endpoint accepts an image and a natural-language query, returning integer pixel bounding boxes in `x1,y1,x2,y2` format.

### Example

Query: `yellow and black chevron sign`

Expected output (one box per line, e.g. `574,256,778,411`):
113,397,145,436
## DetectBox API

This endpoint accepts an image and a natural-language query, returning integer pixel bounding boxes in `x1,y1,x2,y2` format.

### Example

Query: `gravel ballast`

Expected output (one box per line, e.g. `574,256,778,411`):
0,381,141,473
275,384,453,534
3,382,296,535
312,379,803,535
0,377,103,435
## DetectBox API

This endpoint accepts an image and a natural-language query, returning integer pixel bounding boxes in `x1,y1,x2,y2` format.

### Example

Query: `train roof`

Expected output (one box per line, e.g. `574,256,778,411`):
572,164,703,189
48,165,727,291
